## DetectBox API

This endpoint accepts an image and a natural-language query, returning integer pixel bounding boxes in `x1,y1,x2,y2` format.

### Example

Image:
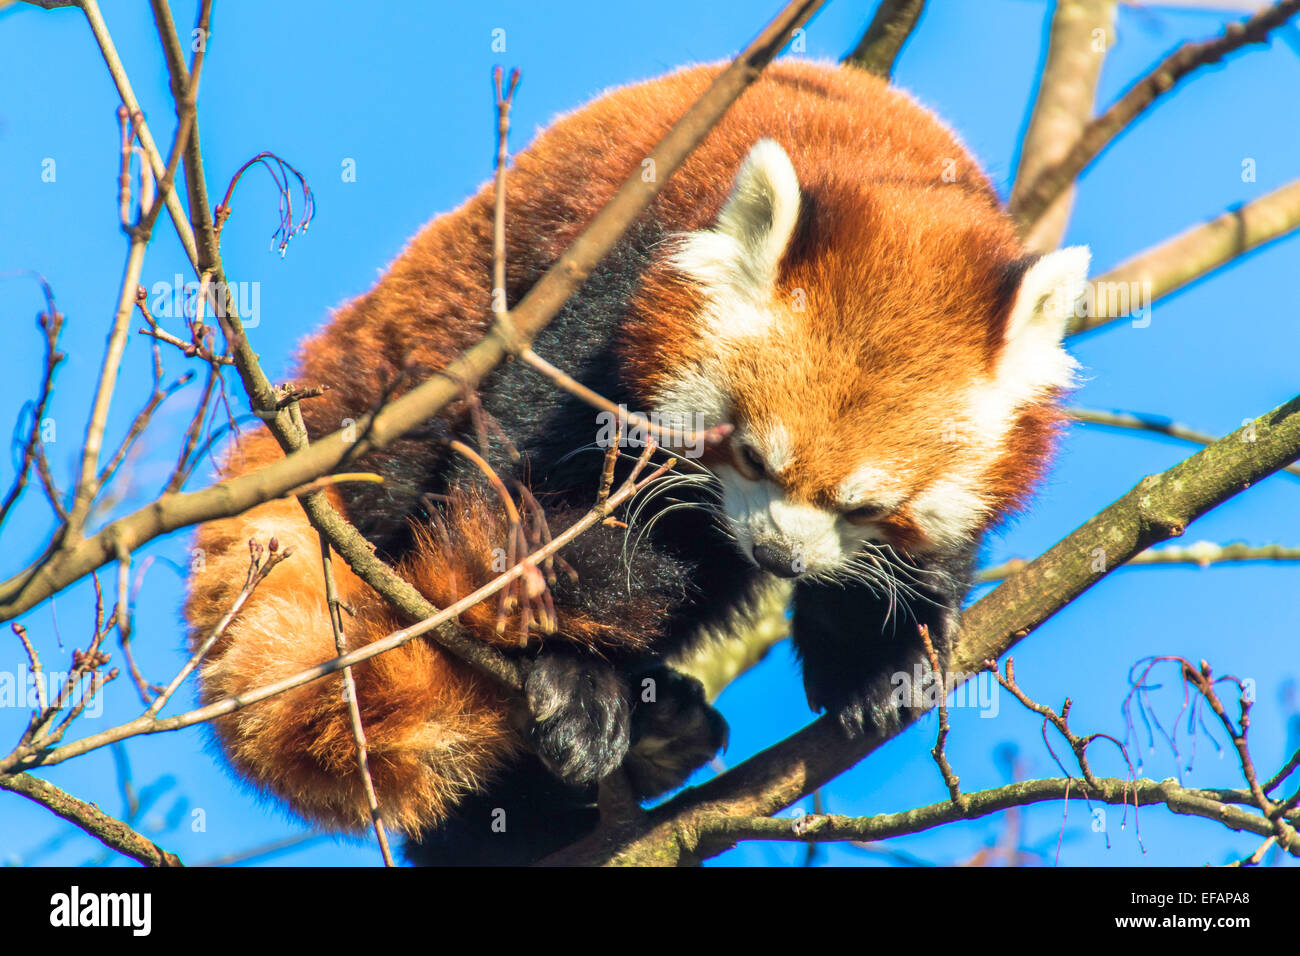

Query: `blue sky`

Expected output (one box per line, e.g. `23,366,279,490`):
0,0,1296,867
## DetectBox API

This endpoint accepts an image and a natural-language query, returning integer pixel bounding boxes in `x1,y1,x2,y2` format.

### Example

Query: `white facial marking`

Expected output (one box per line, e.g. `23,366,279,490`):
909,477,992,553
713,463,895,578
836,462,907,511
760,422,795,474
651,362,730,432
716,466,840,574
908,247,1090,549
666,139,802,344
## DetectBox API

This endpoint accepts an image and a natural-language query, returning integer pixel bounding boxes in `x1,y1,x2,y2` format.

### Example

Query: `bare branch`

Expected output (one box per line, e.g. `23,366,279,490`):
1067,406,1300,478
954,392,1300,673
145,538,291,719
920,624,965,809
979,540,1300,582
75,0,200,266
1182,659,1299,850
62,0,209,541
0,771,182,866
1070,178,1300,335
318,533,395,867
519,347,733,452
842,0,926,78
0,285,64,529
688,777,1300,857
1009,0,1117,252
1011,0,1300,234
1266,749,1300,795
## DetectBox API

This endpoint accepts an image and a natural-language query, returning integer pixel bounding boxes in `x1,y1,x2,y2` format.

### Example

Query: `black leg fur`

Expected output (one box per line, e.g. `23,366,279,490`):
791,544,976,738
404,753,597,867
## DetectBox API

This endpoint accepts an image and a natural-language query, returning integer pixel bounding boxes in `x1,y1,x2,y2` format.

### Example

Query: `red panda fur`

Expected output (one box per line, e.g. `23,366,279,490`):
185,60,1076,836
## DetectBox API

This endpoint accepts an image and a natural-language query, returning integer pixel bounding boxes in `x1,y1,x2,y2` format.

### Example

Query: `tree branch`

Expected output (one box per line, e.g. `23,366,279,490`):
1068,406,1300,477
0,771,182,866
1011,0,1300,234
690,777,1300,856
1069,178,1300,335
68,0,201,267
954,391,1300,672
1009,0,1117,252
842,0,926,78
978,540,1300,582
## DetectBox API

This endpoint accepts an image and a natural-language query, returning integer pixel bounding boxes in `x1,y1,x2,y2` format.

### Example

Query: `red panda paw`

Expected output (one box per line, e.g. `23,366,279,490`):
624,665,728,798
524,648,631,785
826,650,942,740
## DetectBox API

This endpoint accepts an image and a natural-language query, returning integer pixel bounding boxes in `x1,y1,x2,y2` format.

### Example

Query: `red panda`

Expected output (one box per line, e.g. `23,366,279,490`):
184,59,1087,864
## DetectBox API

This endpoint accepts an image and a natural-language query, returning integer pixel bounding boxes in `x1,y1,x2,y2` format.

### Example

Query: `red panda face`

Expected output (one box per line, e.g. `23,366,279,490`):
641,140,1088,580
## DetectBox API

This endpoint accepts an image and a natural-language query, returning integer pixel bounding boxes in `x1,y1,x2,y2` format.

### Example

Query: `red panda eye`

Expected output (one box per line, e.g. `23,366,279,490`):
734,443,767,480
844,503,887,525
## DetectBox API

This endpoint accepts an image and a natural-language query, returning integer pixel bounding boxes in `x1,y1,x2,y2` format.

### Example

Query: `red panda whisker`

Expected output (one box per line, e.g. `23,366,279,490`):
563,444,714,494
831,552,916,625
621,499,723,584
846,552,948,620
621,481,721,567
861,540,958,587
622,478,696,545
849,549,930,599
555,441,610,467
624,472,716,528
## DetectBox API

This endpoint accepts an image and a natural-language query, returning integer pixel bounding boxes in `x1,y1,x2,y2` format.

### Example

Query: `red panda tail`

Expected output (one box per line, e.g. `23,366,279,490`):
184,428,524,835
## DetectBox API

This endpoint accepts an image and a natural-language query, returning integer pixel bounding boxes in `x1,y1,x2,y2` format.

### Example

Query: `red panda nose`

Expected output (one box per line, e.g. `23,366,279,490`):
752,542,802,578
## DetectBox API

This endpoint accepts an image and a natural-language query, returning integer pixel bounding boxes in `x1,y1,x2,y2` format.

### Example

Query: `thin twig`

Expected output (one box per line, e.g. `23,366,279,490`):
919,624,965,810
318,534,394,866
519,347,733,453
978,541,1300,583
1069,407,1300,478
0,278,64,529
687,777,1300,857
145,537,291,719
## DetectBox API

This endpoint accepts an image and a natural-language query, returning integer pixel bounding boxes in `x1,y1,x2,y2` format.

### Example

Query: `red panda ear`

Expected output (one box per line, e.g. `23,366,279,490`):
711,139,802,290
995,246,1089,397
1004,246,1090,345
